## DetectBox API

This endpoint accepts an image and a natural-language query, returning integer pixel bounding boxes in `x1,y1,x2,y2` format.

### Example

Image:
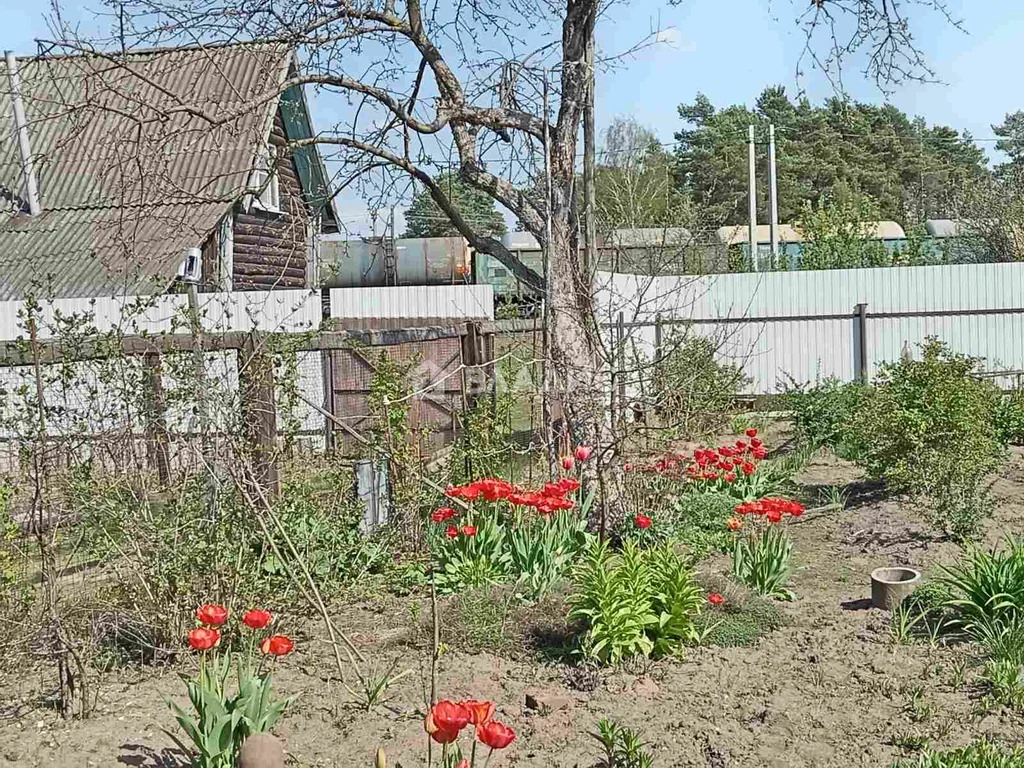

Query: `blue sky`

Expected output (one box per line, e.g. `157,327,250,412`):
4,0,1023,232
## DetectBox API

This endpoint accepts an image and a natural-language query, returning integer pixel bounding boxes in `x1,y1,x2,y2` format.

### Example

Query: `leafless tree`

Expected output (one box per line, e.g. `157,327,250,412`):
39,0,960,453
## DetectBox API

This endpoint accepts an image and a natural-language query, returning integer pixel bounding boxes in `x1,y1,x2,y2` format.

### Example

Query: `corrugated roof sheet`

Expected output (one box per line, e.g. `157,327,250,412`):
0,43,290,298
1,44,288,209
716,224,803,246
0,204,226,299
605,227,694,247
717,221,906,245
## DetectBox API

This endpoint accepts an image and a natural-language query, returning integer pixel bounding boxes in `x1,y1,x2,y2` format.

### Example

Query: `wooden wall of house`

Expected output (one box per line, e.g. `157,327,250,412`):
232,110,310,290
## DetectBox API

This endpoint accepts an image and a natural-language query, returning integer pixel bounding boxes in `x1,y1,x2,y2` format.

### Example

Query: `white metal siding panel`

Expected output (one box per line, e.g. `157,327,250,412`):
328,285,493,321
596,262,1024,394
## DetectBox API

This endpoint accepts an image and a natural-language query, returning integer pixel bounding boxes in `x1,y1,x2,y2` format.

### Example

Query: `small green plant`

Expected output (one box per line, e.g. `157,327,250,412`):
347,657,412,711
905,686,934,723
891,604,929,645
982,658,1024,709
949,658,969,689
730,413,764,435
890,731,930,753
568,540,705,664
893,740,1024,767
693,583,786,647
940,537,1024,641
818,484,850,510
592,719,654,768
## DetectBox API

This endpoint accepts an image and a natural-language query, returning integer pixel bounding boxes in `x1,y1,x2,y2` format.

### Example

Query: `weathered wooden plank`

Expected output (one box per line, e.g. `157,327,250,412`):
0,319,539,366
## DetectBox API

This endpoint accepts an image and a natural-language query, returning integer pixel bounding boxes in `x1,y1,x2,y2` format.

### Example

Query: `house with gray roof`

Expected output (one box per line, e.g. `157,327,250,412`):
0,43,337,300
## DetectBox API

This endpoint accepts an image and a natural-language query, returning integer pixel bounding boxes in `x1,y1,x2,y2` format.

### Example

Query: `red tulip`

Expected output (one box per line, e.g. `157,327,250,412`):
752,447,767,460
188,627,220,651
724,471,736,483
429,700,471,734
574,445,593,461
634,513,652,529
624,463,633,472
561,455,575,471
461,699,495,726
456,760,470,768
766,509,783,524
477,720,516,750
745,428,758,438
424,713,460,744
445,525,459,539
707,593,725,606
735,440,747,451
260,635,295,656
750,437,763,448
431,507,456,523
243,609,272,630
741,461,756,476
195,603,228,627
461,525,477,537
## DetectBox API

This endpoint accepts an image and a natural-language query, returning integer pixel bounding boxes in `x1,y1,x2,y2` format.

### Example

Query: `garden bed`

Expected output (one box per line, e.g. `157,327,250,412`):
4,447,1024,767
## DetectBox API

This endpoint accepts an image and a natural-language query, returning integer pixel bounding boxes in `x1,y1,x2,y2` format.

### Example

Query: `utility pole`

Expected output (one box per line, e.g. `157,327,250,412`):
768,124,779,269
747,125,758,272
582,17,597,282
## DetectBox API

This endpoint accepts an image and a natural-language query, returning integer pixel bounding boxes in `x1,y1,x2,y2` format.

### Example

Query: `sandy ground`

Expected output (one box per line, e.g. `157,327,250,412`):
3,450,1024,767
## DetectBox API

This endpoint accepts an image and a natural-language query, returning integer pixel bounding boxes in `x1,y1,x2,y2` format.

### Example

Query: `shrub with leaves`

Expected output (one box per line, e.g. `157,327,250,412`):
993,389,1024,446
75,461,376,640
568,540,706,664
854,338,1006,539
783,376,871,458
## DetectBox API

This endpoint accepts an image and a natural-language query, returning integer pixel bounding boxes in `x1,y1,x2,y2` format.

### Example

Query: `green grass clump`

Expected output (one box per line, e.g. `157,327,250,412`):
893,740,1024,767
695,577,786,647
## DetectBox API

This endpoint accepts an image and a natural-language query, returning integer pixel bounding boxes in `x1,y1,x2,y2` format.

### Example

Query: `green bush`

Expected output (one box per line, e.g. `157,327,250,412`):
663,491,736,561
783,376,871,458
994,389,1024,446
568,540,704,664
855,338,1006,539
893,740,1024,767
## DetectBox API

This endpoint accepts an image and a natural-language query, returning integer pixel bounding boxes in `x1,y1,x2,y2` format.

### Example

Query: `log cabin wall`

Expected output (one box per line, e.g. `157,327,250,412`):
232,110,311,290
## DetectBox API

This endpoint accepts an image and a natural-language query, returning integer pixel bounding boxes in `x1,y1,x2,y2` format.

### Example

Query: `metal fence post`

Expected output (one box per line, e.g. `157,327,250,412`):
855,303,869,384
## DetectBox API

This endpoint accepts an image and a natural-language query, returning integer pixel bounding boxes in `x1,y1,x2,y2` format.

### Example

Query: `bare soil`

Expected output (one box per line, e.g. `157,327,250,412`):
4,450,1024,767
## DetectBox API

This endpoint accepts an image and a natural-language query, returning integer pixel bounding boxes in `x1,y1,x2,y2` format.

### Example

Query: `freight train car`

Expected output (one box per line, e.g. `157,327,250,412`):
318,235,471,288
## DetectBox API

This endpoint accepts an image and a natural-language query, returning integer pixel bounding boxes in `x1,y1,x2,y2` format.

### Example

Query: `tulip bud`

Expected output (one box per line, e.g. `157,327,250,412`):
376,747,387,768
